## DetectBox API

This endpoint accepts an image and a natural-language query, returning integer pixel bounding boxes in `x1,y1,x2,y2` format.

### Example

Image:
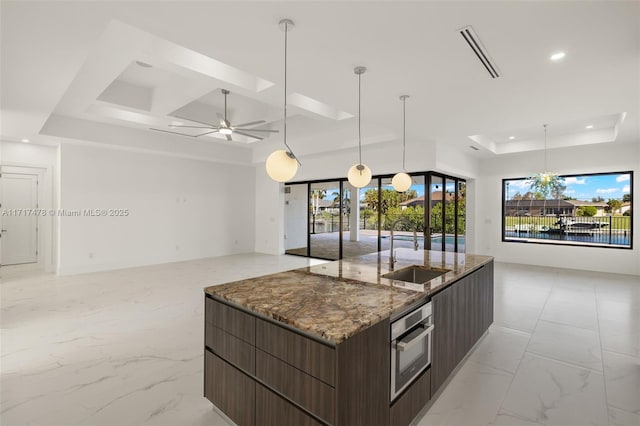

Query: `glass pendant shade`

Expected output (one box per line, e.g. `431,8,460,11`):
392,172,412,192
266,150,298,182
347,164,372,188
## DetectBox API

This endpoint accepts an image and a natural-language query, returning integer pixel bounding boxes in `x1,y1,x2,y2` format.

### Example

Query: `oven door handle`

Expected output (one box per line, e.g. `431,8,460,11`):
396,322,434,352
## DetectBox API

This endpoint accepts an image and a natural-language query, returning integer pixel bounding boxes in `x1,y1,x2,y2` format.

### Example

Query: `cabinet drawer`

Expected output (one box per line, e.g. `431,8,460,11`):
205,323,255,374
206,297,255,344
256,383,324,426
256,319,335,386
390,368,430,426
256,349,335,424
204,350,255,426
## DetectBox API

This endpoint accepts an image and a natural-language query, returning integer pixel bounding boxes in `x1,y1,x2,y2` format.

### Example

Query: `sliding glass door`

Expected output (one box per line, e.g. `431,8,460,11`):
284,183,308,256
380,176,426,252
309,181,341,260
285,171,466,259
342,179,379,258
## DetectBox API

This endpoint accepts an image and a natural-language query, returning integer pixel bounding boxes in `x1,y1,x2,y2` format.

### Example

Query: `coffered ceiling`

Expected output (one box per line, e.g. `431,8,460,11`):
1,1,638,164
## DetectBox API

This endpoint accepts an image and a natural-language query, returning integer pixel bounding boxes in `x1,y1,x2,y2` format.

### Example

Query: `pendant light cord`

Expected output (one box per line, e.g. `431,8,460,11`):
358,71,362,166
281,20,300,165
283,20,289,153
544,124,548,173
402,97,406,171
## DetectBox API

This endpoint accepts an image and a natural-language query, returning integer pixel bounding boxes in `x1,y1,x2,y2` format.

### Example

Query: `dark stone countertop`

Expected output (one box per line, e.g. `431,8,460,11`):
204,248,493,344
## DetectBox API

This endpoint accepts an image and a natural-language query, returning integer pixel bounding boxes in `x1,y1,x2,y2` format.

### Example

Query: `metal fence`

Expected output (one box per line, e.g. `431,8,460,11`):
504,215,631,246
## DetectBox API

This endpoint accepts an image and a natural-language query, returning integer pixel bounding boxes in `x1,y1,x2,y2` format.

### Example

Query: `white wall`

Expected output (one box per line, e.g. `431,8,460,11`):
254,166,284,255
58,143,255,274
476,141,639,275
1,141,58,271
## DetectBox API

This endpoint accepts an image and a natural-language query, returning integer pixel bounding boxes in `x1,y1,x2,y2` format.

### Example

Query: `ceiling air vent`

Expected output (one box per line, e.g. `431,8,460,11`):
459,26,500,79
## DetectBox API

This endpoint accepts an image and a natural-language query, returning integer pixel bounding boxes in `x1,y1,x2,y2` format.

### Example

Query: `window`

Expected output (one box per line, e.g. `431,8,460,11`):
284,171,467,260
502,171,632,249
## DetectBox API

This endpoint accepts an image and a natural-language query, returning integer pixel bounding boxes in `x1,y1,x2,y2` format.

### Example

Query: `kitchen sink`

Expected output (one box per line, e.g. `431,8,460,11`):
382,265,450,284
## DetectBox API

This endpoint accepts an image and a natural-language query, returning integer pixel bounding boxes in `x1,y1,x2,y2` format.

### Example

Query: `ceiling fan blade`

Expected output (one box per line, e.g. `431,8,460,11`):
150,128,197,137
234,128,279,133
226,134,232,142
232,120,266,128
172,115,218,127
169,125,217,129
234,130,264,140
195,130,219,137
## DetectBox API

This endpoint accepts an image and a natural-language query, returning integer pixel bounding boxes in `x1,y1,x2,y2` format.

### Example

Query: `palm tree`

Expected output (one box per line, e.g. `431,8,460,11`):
528,173,566,200
528,173,566,217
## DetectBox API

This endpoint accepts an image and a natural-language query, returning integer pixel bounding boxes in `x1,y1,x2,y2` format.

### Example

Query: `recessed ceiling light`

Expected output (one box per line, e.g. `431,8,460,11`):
20,138,30,143
508,136,516,140
585,125,593,129
135,60,152,68
550,52,566,61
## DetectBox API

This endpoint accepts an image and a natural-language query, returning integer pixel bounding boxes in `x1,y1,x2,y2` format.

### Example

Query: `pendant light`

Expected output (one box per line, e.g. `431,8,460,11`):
347,66,372,188
266,19,300,182
537,124,555,184
529,124,561,199
392,95,412,192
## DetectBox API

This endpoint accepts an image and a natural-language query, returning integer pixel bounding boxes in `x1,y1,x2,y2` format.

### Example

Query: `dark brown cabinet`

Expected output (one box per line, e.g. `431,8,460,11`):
205,296,390,426
430,261,494,395
204,350,255,426
389,368,430,426
256,383,324,426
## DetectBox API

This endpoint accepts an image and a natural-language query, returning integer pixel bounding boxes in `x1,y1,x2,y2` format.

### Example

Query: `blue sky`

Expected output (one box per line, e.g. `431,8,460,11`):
505,173,631,201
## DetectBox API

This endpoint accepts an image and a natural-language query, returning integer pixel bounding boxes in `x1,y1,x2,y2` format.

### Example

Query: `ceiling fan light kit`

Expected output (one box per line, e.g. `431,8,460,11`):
266,18,300,183
347,66,372,188
392,95,412,192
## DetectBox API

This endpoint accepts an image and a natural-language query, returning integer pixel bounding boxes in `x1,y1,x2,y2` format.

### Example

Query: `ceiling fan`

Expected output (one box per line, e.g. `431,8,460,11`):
150,89,279,141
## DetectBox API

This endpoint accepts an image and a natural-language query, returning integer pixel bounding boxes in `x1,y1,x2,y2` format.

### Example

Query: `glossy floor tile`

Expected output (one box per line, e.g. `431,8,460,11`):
1,254,324,426
416,361,513,426
1,259,639,425
499,353,608,426
527,320,603,372
602,350,640,415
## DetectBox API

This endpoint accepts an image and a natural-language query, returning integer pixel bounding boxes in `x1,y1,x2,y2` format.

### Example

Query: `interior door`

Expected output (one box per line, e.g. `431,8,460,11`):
1,173,38,265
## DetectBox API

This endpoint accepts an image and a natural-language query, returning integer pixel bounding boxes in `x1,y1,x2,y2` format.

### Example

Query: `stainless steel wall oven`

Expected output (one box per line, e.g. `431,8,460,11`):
390,302,433,401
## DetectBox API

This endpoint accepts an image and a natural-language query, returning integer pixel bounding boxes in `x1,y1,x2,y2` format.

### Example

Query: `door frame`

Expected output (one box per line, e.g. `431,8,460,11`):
1,163,56,272
1,171,39,265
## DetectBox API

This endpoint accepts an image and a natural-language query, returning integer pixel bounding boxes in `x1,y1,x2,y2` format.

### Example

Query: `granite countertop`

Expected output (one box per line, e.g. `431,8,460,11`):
204,248,493,345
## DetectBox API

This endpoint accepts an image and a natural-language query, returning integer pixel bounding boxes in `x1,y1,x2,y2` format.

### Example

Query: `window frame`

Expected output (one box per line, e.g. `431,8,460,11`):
501,171,633,250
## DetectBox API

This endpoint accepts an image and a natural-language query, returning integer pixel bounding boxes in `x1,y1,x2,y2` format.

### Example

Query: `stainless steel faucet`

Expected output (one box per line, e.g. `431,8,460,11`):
389,217,419,270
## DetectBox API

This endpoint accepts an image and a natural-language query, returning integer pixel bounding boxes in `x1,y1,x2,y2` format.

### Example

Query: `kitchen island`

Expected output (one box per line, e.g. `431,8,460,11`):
204,248,493,426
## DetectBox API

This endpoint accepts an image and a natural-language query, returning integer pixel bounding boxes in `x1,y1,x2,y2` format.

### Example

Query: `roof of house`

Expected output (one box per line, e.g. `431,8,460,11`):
399,192,455,206
564,200,608,207
505,199,575,207
313,199,335,208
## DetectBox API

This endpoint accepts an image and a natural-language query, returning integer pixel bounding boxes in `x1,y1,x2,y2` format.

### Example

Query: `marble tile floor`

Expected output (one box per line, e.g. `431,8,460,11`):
1,256,639,425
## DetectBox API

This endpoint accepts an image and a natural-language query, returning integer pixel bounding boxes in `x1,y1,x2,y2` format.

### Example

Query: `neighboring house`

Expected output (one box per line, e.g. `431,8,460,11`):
617,202,631,215
399,192,455,209
504,199,608,216
311,199,336,214
564,200,608,217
